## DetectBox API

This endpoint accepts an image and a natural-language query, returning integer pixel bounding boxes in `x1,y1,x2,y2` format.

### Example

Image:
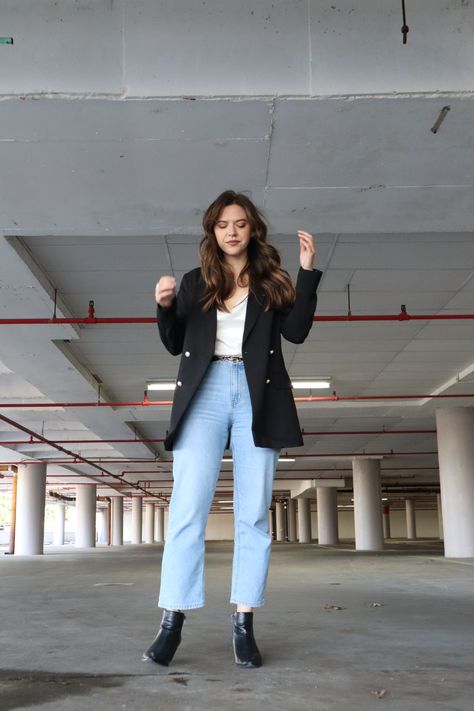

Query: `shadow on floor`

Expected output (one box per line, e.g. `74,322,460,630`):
0,669,124,711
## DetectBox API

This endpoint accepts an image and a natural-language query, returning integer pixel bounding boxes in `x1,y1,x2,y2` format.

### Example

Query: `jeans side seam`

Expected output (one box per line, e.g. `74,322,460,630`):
231,446,242,602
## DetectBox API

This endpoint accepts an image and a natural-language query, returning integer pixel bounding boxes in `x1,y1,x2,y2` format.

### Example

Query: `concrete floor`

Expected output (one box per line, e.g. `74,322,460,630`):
1,540,473,711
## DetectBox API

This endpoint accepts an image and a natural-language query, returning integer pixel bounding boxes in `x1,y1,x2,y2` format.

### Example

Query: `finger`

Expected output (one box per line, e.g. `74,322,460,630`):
298,238,315,251
298,233,315,245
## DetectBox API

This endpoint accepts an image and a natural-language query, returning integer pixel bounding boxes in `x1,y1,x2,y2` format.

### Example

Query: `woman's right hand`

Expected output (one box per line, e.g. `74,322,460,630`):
155,276,177,308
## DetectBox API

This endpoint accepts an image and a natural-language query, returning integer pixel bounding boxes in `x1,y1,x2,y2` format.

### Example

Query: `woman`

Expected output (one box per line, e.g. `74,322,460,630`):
144,190,322,668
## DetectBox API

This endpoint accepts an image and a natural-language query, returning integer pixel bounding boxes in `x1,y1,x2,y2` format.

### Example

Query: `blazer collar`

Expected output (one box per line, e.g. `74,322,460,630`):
243,287,264,345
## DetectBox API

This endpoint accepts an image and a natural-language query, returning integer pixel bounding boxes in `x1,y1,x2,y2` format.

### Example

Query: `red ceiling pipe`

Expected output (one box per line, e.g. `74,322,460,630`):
314,313,474,322
0,429,436,446
280,450,438,457
0,392,472,409
294,394,473,403
0,449,439,468
22,465,438,479
0,413,168,503
1,448,439,461
13,448,439,462
301,429,437,436
0,437,166,445
0,460,164,466
0,308,473,326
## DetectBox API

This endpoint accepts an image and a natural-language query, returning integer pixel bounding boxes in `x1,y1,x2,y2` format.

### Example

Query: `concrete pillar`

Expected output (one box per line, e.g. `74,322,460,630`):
155,506,165,542
131,497,143,544
436,493,444,540
75,484,96,548
15,463,47,555
287,498,297,542
144,502,155,544
316,487,339,545
297,498,312,543
268,508,274,538
352,459,384,551
275,502,285,541
111,497,124,546
405,498,417,540
382,504,391,540
53,503,66,546
97,508,108,544
436,407,474,557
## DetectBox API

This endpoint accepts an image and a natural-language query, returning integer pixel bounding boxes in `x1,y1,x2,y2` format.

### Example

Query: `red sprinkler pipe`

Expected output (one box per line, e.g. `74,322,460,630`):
0,449,438,467
0,313,472,325
301,429,437,436
0,429,436,445
0,392,472,409
0,437,165,445
0,301,473,325
32,465,437,480
0,413,168,502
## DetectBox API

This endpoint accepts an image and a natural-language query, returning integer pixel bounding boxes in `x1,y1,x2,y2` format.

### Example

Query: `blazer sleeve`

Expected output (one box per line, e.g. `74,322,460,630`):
156,272,193,356
280,267,323,344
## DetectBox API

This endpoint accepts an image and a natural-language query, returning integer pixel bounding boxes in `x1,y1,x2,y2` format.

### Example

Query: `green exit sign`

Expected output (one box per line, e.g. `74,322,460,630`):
0,37,14,45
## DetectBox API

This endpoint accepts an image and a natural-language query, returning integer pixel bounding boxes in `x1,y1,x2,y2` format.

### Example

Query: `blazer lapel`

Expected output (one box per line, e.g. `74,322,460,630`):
243,288,263,346
201,304,217,354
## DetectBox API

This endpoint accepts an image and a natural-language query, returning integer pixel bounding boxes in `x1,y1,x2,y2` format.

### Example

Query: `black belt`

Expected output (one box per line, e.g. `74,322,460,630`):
212,355,243,362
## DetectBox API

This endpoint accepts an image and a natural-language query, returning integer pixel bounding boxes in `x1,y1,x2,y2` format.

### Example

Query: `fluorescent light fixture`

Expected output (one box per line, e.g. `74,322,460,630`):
222,456,295,462
382,497,388,501
148,379,331,391
291,379,331,389
147,381,176,391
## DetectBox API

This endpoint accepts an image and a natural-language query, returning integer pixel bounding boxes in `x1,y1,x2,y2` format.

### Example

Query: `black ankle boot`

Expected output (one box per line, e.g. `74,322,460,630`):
232,612,262,668
143,610,186,666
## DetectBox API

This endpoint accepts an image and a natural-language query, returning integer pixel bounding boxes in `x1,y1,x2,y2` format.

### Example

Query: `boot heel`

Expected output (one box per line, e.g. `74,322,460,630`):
232,612,263,668
143,610,185,666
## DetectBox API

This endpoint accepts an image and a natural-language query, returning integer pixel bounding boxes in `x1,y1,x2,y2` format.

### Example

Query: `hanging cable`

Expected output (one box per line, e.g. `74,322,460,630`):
401,0,409,44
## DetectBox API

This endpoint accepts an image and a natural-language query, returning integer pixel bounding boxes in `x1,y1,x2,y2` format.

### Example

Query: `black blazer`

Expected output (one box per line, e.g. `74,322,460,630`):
157,266,323,451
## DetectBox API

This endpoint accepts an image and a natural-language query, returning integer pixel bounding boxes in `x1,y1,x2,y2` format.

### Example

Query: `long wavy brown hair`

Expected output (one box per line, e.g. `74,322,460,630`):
199,190,296,312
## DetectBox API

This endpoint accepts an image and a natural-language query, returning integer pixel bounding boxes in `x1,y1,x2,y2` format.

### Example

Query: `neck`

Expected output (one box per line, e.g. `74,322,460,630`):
225,254,248,282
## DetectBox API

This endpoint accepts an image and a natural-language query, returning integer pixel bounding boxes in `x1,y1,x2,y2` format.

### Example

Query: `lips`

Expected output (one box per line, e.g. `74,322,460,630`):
226,241,239,245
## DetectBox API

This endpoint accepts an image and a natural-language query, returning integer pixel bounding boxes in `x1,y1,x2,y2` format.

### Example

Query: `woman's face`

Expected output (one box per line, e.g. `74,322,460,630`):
213,204,251,262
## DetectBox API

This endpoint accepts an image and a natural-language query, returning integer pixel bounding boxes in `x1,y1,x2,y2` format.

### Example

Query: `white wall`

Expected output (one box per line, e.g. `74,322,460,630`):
311,508,441,541
0,507,440,545
206,513,234,540
201,508,441,542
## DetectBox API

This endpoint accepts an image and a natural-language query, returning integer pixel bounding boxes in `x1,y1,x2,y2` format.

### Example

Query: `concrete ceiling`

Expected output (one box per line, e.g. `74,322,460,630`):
0,1,473,507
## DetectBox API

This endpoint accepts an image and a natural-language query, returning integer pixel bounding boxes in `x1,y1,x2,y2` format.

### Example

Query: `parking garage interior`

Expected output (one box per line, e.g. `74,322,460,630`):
1,2,474,710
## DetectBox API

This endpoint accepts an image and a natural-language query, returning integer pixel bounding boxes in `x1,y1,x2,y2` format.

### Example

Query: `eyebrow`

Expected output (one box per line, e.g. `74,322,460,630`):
216,219,248,224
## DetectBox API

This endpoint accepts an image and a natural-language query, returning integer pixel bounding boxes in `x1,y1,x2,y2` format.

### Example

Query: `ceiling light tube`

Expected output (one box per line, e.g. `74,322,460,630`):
222,457,295,463
147,382,176,391
291,380,331,389
148,380,331,391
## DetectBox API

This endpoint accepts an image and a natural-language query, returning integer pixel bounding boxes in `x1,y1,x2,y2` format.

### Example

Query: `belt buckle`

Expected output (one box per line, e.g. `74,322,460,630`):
218,355,242,362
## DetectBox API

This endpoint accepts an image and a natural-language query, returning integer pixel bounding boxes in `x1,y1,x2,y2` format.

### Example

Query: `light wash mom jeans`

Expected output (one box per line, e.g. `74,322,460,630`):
158,359,280,610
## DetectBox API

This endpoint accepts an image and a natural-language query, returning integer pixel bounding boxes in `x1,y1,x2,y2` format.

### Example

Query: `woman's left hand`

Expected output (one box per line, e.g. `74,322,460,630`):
297,230,316,270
